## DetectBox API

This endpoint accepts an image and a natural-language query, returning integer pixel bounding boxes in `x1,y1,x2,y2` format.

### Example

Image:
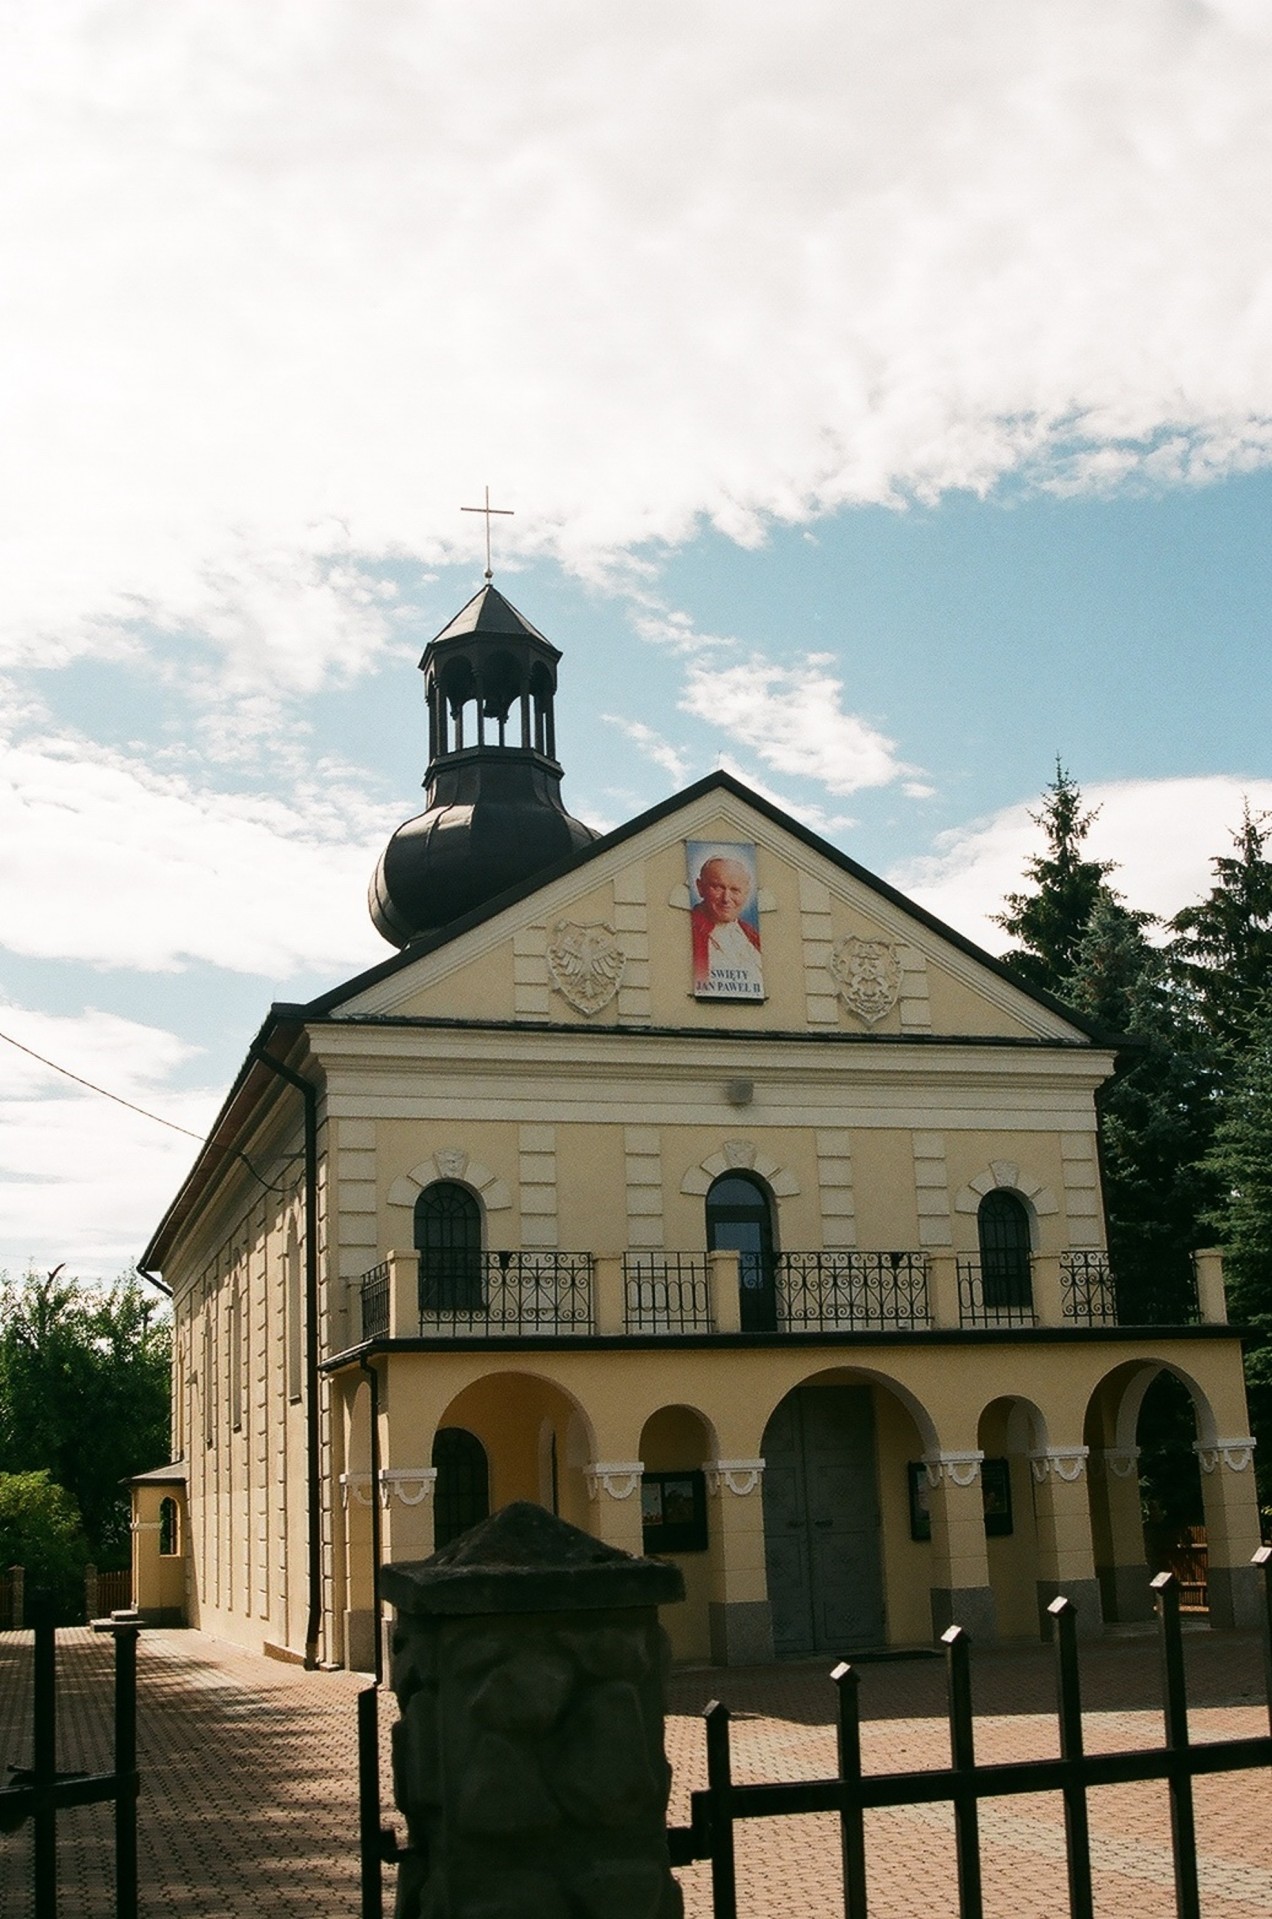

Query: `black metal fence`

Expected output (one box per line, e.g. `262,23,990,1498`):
956,1256,1037,1328
0,1608,141,1919
668,1549,1272,1919
417,1250,594,1335
625,1253,714,1332
777,1251,931,1332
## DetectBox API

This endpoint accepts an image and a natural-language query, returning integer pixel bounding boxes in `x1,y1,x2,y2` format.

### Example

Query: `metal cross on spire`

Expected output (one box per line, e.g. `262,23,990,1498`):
461,486,514,581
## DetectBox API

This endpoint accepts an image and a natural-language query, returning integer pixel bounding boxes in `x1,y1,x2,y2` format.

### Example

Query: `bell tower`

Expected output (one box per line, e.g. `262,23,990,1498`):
369,584,597,945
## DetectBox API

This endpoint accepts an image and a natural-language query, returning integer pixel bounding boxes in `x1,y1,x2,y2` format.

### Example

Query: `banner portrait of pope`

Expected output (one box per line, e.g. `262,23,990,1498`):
686,840,764,1000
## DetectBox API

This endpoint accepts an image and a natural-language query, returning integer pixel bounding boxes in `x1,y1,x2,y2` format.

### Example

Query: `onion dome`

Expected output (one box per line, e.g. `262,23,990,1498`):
369,585,598,946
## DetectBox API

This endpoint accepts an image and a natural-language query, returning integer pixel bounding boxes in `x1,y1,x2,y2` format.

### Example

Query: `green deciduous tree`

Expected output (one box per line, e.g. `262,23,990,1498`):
0,1269,171,1568
996,761,1120,994
0,1470,87,1619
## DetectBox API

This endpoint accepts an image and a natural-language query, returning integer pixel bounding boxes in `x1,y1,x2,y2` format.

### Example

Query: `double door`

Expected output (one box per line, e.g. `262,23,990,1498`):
762,1385,885,1656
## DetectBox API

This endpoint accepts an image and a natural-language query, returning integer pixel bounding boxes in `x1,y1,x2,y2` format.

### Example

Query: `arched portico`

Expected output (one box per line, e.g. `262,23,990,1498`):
1085,1358,1262,1628
758,1365,937,1658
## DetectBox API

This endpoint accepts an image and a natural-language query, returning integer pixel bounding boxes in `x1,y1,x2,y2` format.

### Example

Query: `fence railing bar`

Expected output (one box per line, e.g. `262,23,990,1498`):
943,1626,983,1919
682,1732,1272,1830
1255,1544,1272,1739
32,1609,57,1918
1048,1598,1094,1919
1153,1572,1201,1919
357,1686,383,1919
112,1622,139,1919
832,1662,867,1919
704,1701,737,1919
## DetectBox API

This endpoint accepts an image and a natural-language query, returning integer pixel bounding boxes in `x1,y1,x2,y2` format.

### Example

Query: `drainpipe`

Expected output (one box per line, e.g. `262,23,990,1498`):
250,1044,323,1670
358,1353,384,1685
136,1267,173,1299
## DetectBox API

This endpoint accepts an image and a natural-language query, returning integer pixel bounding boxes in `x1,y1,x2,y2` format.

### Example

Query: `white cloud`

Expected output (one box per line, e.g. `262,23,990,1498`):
715,758,857,841
681,656,909,796
602,715,690,787
0,732,397,974
3,5,1272,673
893,775,1272,953
0,1003,224,1279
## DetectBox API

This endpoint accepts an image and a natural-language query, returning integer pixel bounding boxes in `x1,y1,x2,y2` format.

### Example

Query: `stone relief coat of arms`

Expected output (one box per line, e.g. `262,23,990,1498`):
830,935,902,1025
547,921,627,1015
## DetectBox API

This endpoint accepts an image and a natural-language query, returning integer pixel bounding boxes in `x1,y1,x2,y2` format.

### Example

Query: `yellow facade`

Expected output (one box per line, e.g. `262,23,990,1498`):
135,775,1262,1666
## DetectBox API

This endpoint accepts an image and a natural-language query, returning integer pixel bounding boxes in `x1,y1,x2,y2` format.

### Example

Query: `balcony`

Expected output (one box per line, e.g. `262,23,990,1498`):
353,1244,1223,1345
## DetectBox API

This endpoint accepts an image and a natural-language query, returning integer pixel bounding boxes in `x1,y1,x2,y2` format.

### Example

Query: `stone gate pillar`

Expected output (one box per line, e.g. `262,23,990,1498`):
1196,1435,1263,1627
383,1500,686,1919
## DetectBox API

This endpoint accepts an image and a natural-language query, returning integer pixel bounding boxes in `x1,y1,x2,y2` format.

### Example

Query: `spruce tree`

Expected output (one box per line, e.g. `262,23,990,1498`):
1064,895,1217,1324
996,761,1119,994
1203,998,1272,1519
1170,804,1272,1059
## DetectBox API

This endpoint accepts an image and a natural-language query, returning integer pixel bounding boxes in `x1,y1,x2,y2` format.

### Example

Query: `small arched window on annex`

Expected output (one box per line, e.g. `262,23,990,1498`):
415,1182,484,1313
431,1428,490,1550
706,1172,778,1332
977,1189,1034,1314
158,1496,181,1558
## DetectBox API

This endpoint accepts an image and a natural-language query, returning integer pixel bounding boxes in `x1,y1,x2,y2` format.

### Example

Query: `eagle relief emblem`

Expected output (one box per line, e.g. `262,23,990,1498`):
546,921,627,1016
830,936,902,1025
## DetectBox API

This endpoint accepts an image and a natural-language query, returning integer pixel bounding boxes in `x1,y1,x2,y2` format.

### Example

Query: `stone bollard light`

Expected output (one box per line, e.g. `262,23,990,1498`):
382,1500,686,1919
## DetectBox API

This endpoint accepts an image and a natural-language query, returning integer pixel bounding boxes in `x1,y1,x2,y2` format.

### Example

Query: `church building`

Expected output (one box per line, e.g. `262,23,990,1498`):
133,583,1263,1670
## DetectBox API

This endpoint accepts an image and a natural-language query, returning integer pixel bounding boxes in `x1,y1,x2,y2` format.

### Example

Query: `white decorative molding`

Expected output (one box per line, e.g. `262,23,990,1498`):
586,1460,644,1501
388,1155,511,1212
830,936,902,1025
378,1467,438,1507
546,920,627,1015
339,1471,375,1509
131,1520,162,1534
1030,1447,1089,1484
1102,1447,1141,1480
953,1164,1058,1218
681,1143,800,1198
704,1458,766,1497
923,1450,984,1489
1194,1436,1257,1475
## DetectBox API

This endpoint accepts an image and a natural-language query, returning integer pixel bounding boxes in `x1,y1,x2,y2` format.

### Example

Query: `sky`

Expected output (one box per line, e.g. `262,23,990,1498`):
2,1,1271,1280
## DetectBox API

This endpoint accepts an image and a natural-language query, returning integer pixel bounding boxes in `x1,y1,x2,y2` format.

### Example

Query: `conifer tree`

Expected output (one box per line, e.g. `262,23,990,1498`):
996,761,1120,993
1064,895,1217,1323
1170,804,1272,1059
1203,998,1272,1517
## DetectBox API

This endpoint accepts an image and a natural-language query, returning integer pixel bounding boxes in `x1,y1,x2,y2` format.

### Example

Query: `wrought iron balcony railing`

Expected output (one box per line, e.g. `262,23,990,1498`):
1060,1250,1202,1328
956,1256,1037,1329
360,1261,390,1341
623,1253,714,1333
776,1251,931,1332
417,1250,594,1336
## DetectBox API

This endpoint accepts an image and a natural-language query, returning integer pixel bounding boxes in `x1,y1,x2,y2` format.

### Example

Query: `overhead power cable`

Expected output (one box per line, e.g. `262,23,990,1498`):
0,1023,298,1198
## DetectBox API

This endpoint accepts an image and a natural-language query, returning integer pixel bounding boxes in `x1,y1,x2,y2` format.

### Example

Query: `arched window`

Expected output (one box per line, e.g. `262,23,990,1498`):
706,1172,777,1332
415,1182,484,1312
978,1191,1033,1311
159,1496,180,1557
432,1427,490,1549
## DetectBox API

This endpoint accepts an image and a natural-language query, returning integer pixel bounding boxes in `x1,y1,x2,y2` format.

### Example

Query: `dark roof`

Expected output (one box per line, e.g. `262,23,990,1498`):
123,1461,189,1487
428,582,553,648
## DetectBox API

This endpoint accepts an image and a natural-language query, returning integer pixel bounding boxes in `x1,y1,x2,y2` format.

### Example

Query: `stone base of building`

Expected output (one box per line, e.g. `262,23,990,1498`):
930,1585,997,1644
343,1606,378,1673
1100,1563,1156,1623
1207,1562,1263,1630
1036,1576,1103,1637
708,1599,774,1666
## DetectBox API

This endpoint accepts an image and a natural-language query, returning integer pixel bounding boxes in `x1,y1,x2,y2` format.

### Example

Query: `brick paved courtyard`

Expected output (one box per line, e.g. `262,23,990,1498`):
2,1623,1270,1916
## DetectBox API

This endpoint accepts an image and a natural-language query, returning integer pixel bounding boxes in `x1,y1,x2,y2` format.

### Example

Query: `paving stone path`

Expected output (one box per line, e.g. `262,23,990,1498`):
2,1624,1269,1916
